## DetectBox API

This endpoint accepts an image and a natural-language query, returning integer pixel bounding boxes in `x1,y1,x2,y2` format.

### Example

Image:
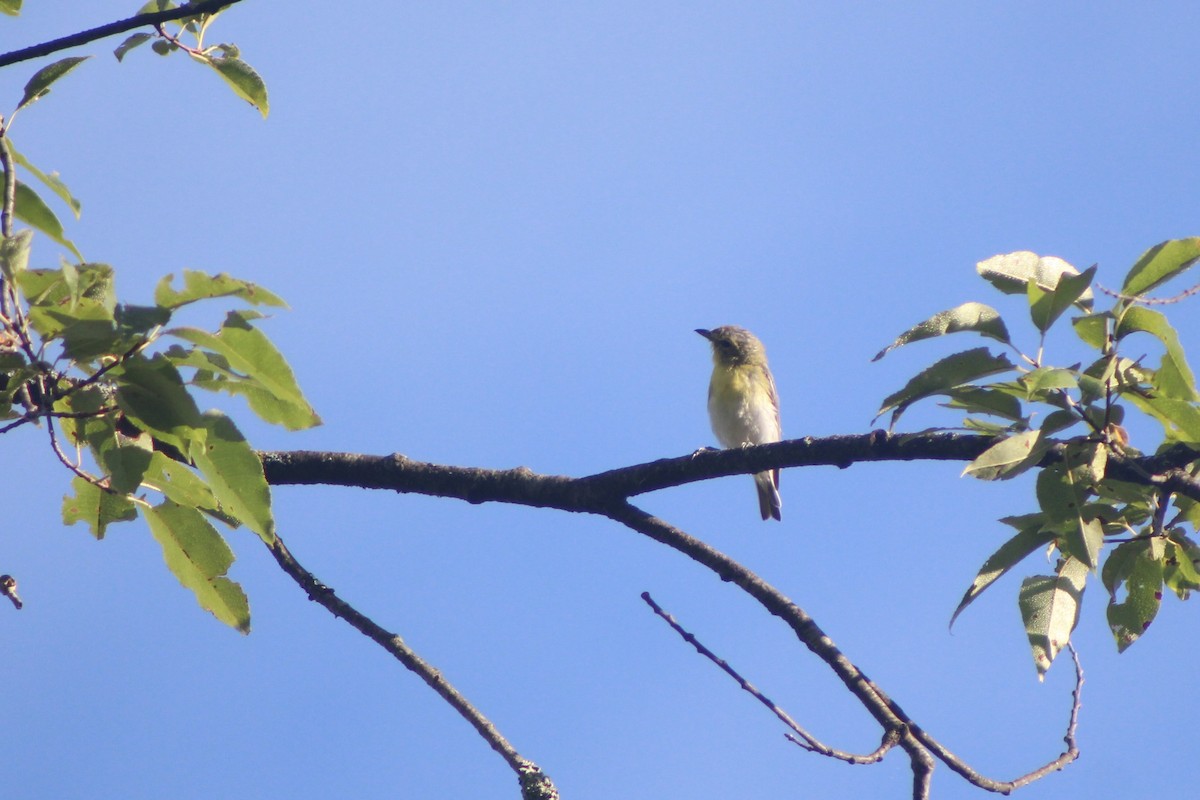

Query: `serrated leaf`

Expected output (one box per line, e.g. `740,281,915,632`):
1106,542,1164,652
114,32,154,62
144,500,250,632
977,252,1094,310
1028,265,1097,333
962,429,1046,481
16,56,90,111
113,354,204,456
1019,557,1088,680
950,523,1054,629
168,310,319,430
0,229,32,281
875,347,1015,425
154,270,287,310
1121,237,1200,298
204,54,269,118
1116,305,1197,401
61,476,137,539
12,182,83,260
872,302,1011,361
190,411,275,543
8,142,81,218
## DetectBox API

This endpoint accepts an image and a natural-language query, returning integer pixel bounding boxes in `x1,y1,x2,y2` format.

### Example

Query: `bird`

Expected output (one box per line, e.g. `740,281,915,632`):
696,325,782,521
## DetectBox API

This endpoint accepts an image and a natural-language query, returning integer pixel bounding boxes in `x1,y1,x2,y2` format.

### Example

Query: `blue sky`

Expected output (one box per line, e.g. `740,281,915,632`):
2,3,1199,798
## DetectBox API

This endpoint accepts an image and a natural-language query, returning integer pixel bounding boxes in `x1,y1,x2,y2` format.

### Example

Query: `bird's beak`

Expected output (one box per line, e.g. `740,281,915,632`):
695,328,712,340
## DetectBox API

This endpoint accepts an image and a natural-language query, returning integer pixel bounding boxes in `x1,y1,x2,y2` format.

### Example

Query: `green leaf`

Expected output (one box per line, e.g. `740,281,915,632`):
203,55,269,118
154,270,287,310
190,411,275,543
1116,305,1197,401
950,522,1054,629
1121,237,1200,298
16,56,91,112
12,182,83,260
8,142,82,218
0,229,32,281
1105,541,1164,652
113,354,204,456
1019,557,1088,680
1028,265,1097,333
114,32,155,62
1164,534,1200,599
977,251,1095,310
168,310,319,430
151,39,175,56
61,476,137,539
1127,394,1200,444
1037,464,1104,570
143,500,250,632
875,347,1015,425
962,429,1046,481
940,387,1024,421
1021,366,1078,399
0,1,22,18
872,302,1011,361
1072,313,1110,351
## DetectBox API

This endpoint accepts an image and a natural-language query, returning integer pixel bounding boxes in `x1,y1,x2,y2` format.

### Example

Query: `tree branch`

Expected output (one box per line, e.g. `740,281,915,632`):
262,528,559,799
259,432,1200,508
0,0,246,69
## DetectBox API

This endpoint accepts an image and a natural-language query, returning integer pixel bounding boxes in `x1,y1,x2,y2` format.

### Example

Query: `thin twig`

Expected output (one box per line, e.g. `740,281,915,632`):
641,591,899,764
1097,280,1200,305
262,530,558,799
0,0,246,69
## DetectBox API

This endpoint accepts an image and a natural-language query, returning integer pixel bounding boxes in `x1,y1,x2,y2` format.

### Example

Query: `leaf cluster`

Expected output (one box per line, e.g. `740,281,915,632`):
876,241,1200,677
0,47,313,631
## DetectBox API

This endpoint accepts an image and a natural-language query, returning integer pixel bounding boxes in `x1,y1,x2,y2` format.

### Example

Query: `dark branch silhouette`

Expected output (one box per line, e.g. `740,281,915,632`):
258,431,1160,798
0,0,245,69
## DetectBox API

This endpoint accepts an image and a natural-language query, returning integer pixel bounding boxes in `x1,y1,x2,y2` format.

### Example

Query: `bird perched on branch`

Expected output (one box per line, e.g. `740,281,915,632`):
696,325,782,521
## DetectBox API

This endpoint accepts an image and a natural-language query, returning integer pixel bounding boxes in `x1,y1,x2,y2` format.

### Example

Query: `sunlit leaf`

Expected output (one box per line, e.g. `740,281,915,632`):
190,411,275,543
1116,305,1197,401
8,141,81,218
0,1,22,18
1071,313,1110,351
950,522,1054,630
113,354,204,456
169,310,319,430
0,229,32,281
875,347,1015,425
61,476,137,539
1019,557,1087,680
872,302,1011,361
13,182,83,260
962,429,1045,481
1028,265,1097,333
154,270,286,310
977,251,1094,310
940,386,1024,421
1121,237,1200,298
144,500,250,632
1105,541,1164,652
203,54,269,118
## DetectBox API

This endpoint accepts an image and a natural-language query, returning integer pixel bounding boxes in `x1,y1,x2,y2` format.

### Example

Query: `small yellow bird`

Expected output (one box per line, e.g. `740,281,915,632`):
696,326,782,521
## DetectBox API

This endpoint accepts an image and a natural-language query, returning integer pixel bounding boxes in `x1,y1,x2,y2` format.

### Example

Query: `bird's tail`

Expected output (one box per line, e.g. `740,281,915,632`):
754,469,782,521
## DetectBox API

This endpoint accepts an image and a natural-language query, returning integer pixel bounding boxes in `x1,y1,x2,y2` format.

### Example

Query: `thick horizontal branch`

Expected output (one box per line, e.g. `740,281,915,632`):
259,432,1200,511
0,0,245,69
